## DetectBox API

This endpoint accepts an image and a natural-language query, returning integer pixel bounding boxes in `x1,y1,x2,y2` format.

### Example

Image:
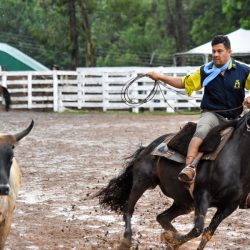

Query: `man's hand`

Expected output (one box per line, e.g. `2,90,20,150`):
243,96,250,108
146,71,161,81
146,71,184,89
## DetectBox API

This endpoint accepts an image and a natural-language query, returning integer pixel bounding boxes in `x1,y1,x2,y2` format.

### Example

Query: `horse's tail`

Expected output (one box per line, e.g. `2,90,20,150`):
96,146,145,214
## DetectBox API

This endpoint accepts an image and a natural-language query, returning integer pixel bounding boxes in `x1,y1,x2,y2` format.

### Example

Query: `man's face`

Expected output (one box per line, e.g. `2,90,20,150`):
212,43,231,67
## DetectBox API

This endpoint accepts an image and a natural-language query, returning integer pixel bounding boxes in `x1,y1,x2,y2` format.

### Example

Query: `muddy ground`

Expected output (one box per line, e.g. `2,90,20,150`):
0,111,249,250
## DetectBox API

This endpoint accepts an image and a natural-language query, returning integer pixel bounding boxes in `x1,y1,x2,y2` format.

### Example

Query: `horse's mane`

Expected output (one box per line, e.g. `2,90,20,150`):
235,111,250,130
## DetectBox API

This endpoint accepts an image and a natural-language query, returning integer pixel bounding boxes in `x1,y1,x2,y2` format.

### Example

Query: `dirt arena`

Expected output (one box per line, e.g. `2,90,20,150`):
1,111,249,250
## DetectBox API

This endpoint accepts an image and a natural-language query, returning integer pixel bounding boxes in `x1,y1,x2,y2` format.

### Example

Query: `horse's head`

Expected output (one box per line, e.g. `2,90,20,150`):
0,121,34,195
236,110,250,135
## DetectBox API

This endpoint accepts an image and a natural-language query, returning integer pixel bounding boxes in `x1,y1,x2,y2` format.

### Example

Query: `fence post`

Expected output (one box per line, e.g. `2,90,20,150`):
53,71,59,112
1,73,7,88
131,72,139,113
1,73,7,106
165,72,176,113
27,73,32,109
77,72,84,109
165,91,176,113
102,72,109,112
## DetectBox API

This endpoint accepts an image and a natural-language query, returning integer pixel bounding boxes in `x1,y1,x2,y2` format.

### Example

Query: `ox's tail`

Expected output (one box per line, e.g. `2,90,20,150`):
96,146,145,214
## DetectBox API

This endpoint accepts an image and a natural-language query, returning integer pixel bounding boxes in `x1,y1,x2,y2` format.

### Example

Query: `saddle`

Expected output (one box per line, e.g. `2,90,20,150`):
151,122,234,163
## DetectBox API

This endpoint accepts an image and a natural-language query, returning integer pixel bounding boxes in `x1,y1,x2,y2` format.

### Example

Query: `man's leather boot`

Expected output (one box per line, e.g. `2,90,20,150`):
178,137,203,184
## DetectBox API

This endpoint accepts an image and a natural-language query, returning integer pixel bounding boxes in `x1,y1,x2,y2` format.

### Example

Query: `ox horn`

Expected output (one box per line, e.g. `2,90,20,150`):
14,120,34,142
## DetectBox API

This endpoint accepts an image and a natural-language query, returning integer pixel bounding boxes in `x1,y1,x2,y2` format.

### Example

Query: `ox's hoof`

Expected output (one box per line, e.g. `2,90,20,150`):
116,238,132,250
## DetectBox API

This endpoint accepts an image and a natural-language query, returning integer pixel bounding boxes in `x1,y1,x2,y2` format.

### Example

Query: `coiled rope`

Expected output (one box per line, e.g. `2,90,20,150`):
121,73,200,112
121,73,159,106
121,73,243,114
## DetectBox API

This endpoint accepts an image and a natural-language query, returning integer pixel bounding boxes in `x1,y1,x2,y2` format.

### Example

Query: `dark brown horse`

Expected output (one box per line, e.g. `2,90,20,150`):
97,112,250,249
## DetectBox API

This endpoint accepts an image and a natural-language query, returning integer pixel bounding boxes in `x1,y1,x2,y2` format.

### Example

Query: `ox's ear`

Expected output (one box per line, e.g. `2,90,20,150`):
0,85,11,111
0,135,16,144
14,120,34,142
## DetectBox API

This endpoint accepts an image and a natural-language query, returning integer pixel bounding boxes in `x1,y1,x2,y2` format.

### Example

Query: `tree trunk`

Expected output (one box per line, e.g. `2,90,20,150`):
78,0,95,67
165,0,187,65
68,0,78,69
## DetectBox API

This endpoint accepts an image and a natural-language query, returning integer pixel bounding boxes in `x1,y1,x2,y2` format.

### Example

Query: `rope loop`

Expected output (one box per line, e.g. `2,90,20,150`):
121,74,160,106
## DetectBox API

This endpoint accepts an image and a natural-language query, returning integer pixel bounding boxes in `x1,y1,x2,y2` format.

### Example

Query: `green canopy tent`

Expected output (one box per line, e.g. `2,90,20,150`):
0,43,49,71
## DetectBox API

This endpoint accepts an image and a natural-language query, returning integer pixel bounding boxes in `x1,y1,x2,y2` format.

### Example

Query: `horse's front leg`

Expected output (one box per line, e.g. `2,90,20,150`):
158,202,193,244
163,191,209,249
162,213,206,249
197,203,238,250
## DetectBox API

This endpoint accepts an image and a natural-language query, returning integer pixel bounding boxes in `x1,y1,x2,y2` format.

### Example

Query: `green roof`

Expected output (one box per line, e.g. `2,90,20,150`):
0,43,49,71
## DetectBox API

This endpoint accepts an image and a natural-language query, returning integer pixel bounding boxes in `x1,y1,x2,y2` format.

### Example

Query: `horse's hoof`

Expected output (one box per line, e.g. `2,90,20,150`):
116,238,132,250
161,231,174,242
160,231,181,249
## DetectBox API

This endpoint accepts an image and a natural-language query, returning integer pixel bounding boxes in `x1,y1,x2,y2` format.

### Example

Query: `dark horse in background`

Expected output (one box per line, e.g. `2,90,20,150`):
97,111,250,250
0,85,11,111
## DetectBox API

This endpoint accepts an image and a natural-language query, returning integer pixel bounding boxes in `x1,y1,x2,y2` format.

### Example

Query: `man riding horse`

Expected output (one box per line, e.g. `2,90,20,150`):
147,35,250,184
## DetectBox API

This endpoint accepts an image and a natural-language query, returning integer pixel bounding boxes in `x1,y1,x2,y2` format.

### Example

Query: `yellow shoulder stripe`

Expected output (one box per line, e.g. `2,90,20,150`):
182,68,202,96
246,73,250,90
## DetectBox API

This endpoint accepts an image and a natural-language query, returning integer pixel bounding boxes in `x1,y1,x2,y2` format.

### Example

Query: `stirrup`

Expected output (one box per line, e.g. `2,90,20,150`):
178,165,196,184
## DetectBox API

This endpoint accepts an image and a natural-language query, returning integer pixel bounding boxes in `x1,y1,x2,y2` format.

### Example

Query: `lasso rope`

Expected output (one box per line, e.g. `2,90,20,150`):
121,74,159,106
121,73,200,112
121,73,243,115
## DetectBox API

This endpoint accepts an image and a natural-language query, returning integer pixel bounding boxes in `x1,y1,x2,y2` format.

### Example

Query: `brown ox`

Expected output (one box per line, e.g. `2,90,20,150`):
0,120,34,249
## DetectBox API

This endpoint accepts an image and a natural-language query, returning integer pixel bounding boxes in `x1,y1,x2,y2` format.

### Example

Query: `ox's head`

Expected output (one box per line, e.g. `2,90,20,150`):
0,120,34,195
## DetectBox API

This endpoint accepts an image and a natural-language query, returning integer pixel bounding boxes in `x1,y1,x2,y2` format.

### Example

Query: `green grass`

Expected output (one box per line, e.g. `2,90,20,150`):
62,108,201,116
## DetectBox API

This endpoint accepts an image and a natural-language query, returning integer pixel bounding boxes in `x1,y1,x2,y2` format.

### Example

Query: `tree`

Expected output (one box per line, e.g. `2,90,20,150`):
78,0,95,67
187,0,232,46
222,0,250,29
68,0,78,69
164,0,188,52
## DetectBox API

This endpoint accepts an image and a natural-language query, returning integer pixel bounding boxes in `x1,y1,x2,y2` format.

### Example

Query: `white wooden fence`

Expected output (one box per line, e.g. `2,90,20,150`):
0,67,210,112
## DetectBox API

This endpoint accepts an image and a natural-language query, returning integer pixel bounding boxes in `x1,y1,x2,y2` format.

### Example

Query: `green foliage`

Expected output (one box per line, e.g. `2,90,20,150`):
187,0,232,45
0,0,249,69
222,0,250,29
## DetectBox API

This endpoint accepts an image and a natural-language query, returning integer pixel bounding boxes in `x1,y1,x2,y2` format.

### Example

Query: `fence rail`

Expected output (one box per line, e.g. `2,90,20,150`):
1,66,246,113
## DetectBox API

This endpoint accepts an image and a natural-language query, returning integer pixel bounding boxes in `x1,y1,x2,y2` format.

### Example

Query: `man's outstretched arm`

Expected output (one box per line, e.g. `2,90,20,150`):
147,71,184,89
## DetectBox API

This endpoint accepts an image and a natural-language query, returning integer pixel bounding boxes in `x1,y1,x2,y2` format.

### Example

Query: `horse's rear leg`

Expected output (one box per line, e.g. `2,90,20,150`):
158,203,193,242
118,181,153,250
197,203,238,250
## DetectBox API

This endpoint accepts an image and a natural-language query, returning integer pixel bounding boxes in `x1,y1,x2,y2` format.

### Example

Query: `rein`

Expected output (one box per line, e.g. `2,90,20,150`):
121,74,244,115
245,111,250,132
